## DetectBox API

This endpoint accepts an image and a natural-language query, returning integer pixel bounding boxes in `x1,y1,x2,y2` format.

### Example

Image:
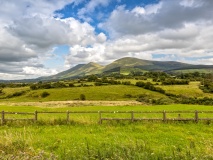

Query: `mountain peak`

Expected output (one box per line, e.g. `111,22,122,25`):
40,57,213,80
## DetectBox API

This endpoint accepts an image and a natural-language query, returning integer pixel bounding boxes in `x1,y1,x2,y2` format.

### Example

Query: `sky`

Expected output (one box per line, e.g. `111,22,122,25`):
0,0,213,80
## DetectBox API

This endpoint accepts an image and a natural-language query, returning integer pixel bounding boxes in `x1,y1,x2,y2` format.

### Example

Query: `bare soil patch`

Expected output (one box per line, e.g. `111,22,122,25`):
0,100,143,107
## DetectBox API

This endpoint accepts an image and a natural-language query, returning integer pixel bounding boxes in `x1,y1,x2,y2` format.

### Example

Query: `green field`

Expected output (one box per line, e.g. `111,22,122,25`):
160,82,212,98
0,85,168,102
0,80,213,159
0,104,213,159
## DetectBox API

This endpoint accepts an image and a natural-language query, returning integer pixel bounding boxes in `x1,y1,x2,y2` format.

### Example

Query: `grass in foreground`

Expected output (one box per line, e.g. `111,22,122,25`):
0,104,213,159
0,122,213,159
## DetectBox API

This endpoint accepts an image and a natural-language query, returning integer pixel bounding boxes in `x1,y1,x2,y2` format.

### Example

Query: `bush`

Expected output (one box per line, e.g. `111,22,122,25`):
79,94,86,100
41,92,50,98
69,83,75,87
12,91,25,97
123,94,134,98
122,81,131,85
30,84,38,90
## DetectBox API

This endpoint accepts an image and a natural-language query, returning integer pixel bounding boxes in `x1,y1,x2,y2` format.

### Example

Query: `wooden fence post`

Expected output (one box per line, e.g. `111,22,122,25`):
195,110,199,123
163,110,167,122
1,111,5,125
99,111,102,124
34,110,38,122
131,111,134,122
67,111,70,123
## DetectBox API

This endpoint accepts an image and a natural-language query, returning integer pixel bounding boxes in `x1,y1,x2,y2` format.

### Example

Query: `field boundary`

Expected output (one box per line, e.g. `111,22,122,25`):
1,110,213,125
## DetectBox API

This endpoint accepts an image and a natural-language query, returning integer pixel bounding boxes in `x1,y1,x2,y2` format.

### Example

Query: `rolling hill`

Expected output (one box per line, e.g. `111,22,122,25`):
39,57,213,80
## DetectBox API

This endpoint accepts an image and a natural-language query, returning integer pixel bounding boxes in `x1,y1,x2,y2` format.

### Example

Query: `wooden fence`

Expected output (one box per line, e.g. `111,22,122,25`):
1,110,213,125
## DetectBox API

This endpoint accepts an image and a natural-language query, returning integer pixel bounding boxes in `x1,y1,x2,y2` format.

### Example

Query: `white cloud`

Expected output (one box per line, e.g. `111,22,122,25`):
0,0,109,80
77,0,112,21
0,26,37,62
8,16,102,50
131,7,145,15
102,0,213,37
1,0,213,80
65,44,106,67
23,66,58,76
97,33,107,43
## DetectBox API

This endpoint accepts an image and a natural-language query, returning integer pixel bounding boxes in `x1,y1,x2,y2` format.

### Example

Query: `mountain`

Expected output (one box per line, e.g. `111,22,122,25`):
40,57,213,80
103,57,193,72
40,62,104,80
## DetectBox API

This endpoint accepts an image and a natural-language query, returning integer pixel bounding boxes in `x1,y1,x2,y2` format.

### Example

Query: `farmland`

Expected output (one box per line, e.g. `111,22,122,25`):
0,72,213,159
0,104,213,159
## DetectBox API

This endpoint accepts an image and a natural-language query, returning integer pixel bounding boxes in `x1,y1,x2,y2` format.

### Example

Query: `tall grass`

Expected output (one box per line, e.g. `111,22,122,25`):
0,104,213,159
0,123,213,159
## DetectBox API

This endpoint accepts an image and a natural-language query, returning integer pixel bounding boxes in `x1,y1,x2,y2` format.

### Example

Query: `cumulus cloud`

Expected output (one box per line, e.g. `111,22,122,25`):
65,44,106,67
1,0,213,80
0,0,109,79
0,27,37,62
78,0,112,21
93,0,212,64
8,16,100,49
0,0,73,22
102,0,213,37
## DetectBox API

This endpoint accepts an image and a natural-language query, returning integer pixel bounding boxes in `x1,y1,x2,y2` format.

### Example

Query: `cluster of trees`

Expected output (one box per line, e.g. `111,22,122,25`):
30,81,67,90
180,97,213,105
177,72,206,80
0,83,28,88
161,79,189,85
200,79,213,93
135,81,165,94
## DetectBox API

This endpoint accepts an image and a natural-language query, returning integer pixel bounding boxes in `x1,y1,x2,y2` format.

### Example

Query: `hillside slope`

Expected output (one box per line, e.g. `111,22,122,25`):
41,57,213,80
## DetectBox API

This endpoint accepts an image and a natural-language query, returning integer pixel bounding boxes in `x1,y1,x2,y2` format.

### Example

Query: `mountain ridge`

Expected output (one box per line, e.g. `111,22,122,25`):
41,57,213,80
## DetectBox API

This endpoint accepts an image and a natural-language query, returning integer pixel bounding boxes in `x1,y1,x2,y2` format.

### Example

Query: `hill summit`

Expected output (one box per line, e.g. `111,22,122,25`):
41,57,213,80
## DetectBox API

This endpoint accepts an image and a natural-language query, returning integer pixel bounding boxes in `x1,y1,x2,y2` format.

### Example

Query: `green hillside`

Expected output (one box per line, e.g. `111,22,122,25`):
40,57,213,80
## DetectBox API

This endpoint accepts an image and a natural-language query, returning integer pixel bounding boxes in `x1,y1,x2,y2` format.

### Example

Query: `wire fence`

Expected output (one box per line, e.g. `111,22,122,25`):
1,110,213,125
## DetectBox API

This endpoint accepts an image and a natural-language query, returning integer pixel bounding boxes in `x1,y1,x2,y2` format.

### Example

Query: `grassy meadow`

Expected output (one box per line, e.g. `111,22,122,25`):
0,104,213,159
0,85,168,102
160,82,213,98
0,79,213,159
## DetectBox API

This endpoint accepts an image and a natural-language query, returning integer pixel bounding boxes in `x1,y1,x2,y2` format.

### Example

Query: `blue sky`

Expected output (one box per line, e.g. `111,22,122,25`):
0,0,213,80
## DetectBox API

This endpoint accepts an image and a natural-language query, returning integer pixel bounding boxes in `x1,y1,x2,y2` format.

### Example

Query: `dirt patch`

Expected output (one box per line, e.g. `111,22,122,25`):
0,100,143,107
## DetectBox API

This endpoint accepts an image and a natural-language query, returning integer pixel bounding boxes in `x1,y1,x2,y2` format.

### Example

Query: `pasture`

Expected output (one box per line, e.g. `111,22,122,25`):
0,104,213,159
0,79,213,159
0,85,168,102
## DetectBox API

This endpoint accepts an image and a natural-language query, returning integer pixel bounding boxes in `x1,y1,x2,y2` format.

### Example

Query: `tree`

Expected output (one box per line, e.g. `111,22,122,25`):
80,94,86,100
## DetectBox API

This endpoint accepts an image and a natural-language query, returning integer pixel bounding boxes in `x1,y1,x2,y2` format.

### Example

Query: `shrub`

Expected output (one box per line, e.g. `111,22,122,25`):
80,94,86,100
41,91,50,98
0,88,3,94
30,84,38,90
69,83,75,87
122,81,131,85
12,91,25,97
94,82,103,86
123,94,133,98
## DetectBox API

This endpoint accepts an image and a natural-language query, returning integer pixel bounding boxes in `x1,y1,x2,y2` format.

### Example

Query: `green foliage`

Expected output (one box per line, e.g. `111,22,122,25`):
41,91,50,98
30,84,37,90
87,74,98,82
79,94,86,100
123,94,134,98
135,81,165,94
6,91,26,98
52,82,67,88
162,79,189,85
122,81,131,85
200,79,213,93
0,88,3,94
68,83,75,87
0,83,6,88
